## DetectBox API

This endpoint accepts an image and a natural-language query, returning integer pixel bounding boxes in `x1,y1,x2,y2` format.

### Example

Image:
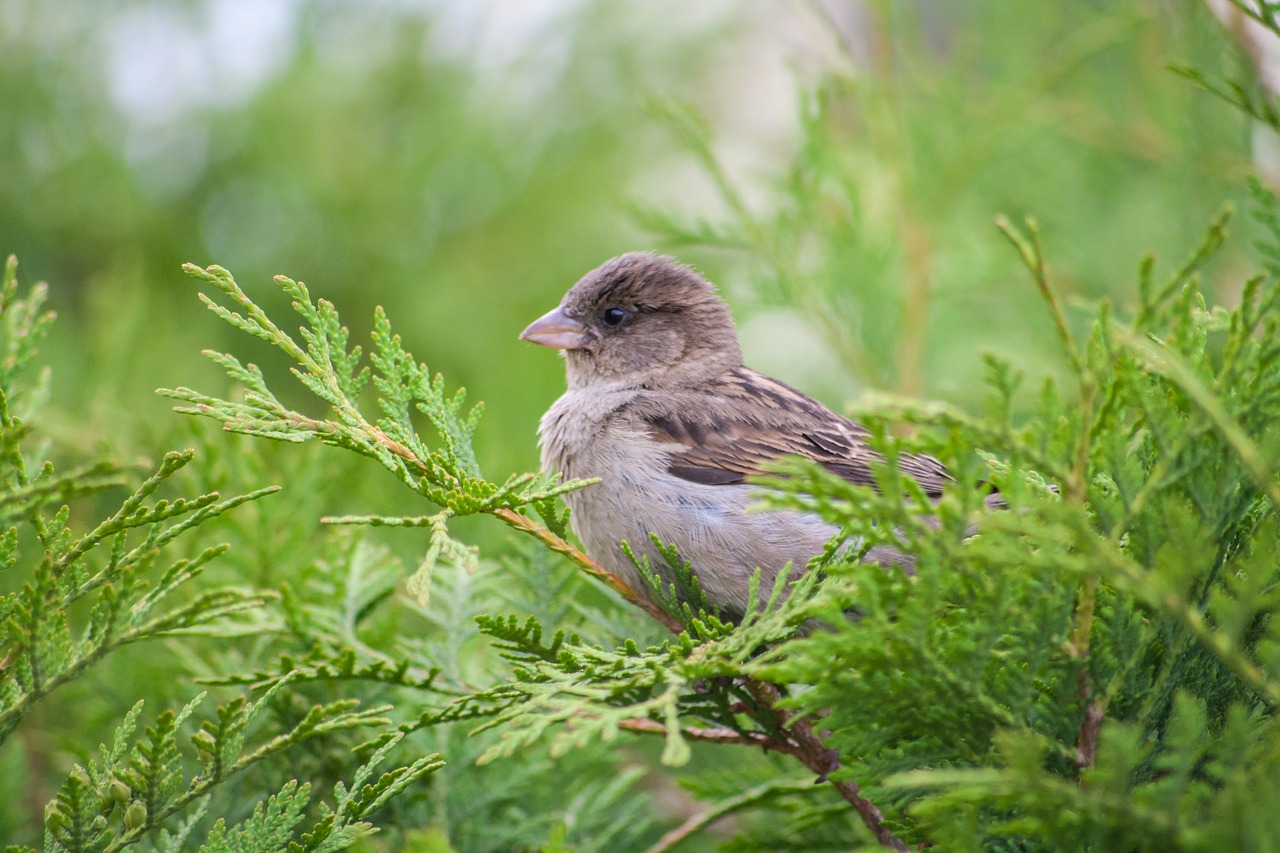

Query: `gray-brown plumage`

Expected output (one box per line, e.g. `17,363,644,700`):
520,252,957,621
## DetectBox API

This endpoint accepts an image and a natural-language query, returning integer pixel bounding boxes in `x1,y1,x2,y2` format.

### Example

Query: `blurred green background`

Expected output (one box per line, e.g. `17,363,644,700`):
0,0,1266,845
1,1,1256,481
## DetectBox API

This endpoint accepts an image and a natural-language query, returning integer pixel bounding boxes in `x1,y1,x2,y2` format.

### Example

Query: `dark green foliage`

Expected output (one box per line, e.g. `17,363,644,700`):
0,258,438,851
734,196,1280,849
7,5,1280,851
148,155,1280,847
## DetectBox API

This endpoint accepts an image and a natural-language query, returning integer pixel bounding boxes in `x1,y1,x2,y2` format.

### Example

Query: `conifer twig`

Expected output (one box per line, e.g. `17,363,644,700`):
996,216,1082,378
1074,692,1104,769
999,216,1110,779
617,718,800,754
349,419,685,632
619,695,908,850
641,776,818,853
744,680,908,851
491,507,684,633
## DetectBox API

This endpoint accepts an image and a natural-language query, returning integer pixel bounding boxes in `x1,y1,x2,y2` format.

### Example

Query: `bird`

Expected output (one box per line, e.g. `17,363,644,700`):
519,252,963,623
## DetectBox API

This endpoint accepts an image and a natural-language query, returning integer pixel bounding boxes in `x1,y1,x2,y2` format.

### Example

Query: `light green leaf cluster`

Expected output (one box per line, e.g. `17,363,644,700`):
0,258,440,852
711,190,1280,850
161,266,589,609
152,172,1280,848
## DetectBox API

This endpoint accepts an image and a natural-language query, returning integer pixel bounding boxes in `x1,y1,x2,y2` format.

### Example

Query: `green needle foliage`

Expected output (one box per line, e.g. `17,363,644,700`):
162,163,1280,848
10,7,1280,851
162,265,594,610
0,256,440,851
0,256,271,746
746,198,1280,851
158,34,1280,840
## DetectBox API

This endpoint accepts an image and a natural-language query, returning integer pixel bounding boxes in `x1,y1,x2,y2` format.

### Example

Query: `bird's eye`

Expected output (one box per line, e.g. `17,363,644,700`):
601,306,628,327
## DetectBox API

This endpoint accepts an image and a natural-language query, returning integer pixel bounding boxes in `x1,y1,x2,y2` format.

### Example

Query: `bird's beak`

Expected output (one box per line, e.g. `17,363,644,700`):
519,306,591,350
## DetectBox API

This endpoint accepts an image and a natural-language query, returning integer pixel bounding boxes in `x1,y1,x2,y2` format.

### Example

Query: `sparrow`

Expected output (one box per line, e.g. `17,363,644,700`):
519,252,959,623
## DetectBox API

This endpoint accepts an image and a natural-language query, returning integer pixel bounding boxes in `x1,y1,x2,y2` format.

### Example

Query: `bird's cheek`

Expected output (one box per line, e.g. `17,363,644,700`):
648,330,684,367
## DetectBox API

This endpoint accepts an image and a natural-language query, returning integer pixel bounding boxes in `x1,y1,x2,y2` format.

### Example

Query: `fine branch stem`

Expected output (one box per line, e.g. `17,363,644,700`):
343,412,685,632
617,718,803,756
641,776,818,853
619,704,907,851
996,216,1083,377
744,680,908,851
489,507,684,633
353,413,904,848
1074,693,1105,770
998,214,1107,775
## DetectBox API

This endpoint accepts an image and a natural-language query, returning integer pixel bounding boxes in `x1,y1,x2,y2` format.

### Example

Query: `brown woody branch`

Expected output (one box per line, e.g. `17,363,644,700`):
617,718,802,756
745,680,907,851
363,423,905,849
1075,692,1105,770
491,507,685,633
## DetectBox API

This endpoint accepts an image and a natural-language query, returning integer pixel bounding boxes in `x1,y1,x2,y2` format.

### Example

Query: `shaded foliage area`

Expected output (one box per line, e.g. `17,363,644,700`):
4,2,1280,851
148,172,1280,850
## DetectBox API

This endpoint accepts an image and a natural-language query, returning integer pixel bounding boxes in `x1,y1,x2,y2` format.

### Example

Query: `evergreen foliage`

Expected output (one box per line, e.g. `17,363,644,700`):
156,166,1280,848
6,5,1280,851
0,257,439,851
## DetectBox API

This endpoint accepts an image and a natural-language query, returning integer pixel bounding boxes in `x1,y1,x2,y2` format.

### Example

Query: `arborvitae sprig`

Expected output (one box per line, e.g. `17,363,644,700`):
0,447,277,741
13,676,431,853
162,264,659,619
0,256,54,413
0,260,280,744
162,266,580,522
1171,52,1280,131
200,648,442,695
623,535,730,634
0,256,440,851
735,199,1280,849
0,257,124,525
391,566,824,773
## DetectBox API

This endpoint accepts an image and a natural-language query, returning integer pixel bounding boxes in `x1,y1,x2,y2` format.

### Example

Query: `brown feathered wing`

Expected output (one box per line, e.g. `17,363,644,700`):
636,367,954,496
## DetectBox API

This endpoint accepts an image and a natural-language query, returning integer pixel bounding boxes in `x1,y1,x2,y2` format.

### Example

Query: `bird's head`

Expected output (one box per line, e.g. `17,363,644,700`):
519,253,743,390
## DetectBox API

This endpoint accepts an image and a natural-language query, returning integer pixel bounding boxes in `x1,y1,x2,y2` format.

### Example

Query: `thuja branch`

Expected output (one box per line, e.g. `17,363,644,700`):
166,264,903,849
103,697,394,852
491,507,683,632
998,217,1107,775
617,717,803,755
620,689,907,849
745,679,907,851
613,699,907,849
